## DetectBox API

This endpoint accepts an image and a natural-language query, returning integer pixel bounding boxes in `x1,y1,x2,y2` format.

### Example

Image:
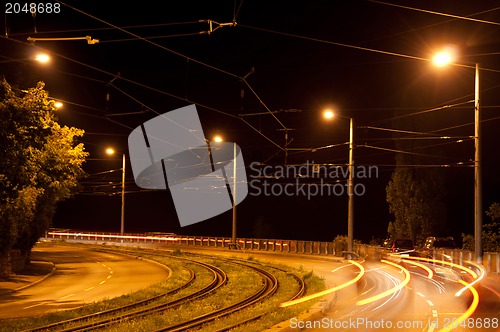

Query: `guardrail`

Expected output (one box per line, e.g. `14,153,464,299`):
44,230,499,274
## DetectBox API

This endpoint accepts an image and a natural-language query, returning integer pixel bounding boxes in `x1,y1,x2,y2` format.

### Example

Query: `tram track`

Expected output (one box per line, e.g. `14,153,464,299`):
28,248,308,332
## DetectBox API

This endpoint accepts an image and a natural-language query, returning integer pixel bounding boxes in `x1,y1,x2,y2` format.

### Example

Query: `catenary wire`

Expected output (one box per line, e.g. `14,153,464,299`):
237,24,500,74
359,5,500,44
57,1,287,131
2,36,284,150
7,20,205,36
367,1,500,26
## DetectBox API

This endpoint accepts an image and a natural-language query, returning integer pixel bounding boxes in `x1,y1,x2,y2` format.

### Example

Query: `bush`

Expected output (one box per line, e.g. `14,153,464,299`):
332,235,348,256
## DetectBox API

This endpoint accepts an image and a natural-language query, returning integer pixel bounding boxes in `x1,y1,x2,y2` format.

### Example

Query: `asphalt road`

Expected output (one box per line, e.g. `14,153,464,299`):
0,246,169,318
13,242,497,331
154,246,499,332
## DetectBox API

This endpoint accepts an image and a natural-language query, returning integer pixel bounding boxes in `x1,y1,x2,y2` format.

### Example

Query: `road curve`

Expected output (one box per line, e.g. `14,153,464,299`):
0,245,169,318
149,246,499,332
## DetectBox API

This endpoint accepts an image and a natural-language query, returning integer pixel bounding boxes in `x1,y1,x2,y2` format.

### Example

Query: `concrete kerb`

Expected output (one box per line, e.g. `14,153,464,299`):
0,260,56,296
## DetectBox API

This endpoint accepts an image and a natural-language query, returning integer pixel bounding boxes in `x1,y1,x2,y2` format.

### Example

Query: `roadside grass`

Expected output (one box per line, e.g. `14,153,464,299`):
2,242,327,331
104,255,326,332
105,258,262,331
202,260,326,331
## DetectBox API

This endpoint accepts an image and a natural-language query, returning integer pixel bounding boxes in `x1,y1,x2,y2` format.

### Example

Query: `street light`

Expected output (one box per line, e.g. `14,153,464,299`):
0,53,50,64
323,109,335,119
323,110,355,258
106,148,126,235
212,135,238,248
432,46,457,67
34,53,50,63
432,48,482,263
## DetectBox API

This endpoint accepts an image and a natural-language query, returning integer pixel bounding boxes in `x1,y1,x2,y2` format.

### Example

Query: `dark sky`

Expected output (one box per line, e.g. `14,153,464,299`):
1,1,499,243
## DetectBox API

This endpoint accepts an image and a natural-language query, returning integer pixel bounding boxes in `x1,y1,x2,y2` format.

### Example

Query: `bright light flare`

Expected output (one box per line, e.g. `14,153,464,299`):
279,260,364,308
323,109,335,120
432,45,458,67
34,53,50,63
105,148,115,155
356,259,411,306
213,135,223,143
54,101,63,109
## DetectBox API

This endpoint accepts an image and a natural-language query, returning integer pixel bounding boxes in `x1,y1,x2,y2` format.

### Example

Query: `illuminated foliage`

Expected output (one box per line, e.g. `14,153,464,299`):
0,79,88,274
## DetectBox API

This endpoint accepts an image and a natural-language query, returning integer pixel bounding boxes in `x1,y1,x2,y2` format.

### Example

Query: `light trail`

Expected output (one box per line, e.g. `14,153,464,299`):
356,259,410,306
455,260,485,296
402,259,434,278
438,280,479,332
279,260,364,308
371,268,401,311
390,255,478,278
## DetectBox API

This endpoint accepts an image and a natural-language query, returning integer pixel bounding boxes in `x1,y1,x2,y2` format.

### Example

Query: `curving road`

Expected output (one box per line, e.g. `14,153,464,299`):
153,246,499,332
0,246,169,318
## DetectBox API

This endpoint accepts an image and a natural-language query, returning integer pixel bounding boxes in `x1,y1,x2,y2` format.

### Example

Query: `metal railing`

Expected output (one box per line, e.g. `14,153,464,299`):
44,230,499,274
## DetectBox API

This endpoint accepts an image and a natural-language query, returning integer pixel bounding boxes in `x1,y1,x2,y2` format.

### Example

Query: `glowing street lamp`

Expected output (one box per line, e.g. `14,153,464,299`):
34,53,50,63
432,48,482,262
106,147,126,235
323,110,355,258
211,135,238,249
54,101,63,109
323,109,335,120
431,45,458,68
0,53,51,64
432,52,453,67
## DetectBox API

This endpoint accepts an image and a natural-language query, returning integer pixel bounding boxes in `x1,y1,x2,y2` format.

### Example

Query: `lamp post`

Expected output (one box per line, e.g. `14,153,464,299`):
106,148,126,235
432,50,482,263
212,136,238,248
473,63,482,263
323,110,355,256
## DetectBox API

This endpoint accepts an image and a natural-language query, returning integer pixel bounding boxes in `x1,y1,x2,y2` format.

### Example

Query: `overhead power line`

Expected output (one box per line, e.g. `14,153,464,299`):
2,35,286,150
57,2,287,132
366,101,474,126
367,1,500,26
238,24,500,74
8,20,205,36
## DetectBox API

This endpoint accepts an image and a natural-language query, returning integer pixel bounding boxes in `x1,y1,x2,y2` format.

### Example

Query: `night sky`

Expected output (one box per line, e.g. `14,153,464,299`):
2,1,499,243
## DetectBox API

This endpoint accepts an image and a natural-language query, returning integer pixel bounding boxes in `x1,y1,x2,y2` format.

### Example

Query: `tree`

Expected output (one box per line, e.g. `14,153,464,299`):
0,79,87,275
386,150,446,245
486,202,500,221
462,202,500,252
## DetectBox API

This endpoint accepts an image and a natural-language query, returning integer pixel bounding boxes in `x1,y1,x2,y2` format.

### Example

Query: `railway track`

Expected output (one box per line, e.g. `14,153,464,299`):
209,258,307,332
29,256,226,332
157,260,279,331
28,249,308,332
